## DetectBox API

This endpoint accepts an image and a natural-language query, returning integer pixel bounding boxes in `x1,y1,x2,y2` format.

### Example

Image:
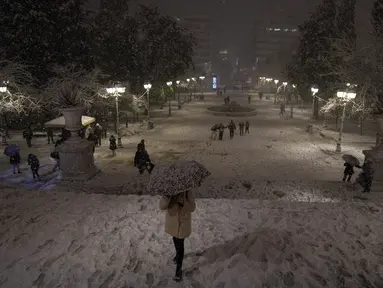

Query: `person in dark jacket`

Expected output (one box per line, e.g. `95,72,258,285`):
245,120,250,134
356,160,374,193
228,120,236,139
109,135,117,156
94,124,102,147
47,128,55,144
10,152,21,174
280,102,286,116
218,123,226,140
139,139,146,150
23,127,33,147
134,143,154,174
27,154,41,181
239,121,245,136
342,162,355,182
210,124,219,140
61,128,71,140
248,94,251,104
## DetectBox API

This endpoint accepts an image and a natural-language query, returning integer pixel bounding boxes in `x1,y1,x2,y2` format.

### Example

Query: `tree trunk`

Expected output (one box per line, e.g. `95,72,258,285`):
359,116,364,136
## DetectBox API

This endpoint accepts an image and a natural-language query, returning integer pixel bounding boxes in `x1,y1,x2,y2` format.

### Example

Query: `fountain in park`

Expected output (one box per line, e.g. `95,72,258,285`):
206,101,257,117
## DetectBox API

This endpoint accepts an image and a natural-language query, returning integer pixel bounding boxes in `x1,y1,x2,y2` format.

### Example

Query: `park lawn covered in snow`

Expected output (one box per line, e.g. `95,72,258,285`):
0,185,382,288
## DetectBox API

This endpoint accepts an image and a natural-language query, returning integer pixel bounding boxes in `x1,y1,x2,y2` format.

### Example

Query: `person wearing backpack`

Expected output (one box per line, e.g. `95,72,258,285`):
28,153,41,181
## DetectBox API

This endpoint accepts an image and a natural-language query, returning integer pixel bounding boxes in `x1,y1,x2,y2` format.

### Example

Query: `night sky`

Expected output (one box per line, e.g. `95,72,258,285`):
89,0,375,65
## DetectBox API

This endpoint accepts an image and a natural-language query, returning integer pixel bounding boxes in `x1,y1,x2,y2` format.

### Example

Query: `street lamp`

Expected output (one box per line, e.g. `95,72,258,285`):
186,78,190,83
0,80,9,93
106,84,126,148
176,80,181,109
292,84,297,88
311,86,319,120
143,83,152,119
273,79,279,104
335,90,357,152
166,81,172,116
199,76,205,95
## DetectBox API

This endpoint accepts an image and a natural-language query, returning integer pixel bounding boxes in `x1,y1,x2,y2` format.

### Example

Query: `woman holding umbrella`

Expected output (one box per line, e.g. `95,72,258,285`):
151,160,210,282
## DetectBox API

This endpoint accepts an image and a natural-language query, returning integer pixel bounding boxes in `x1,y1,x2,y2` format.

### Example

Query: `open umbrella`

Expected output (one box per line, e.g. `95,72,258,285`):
148,160,210,196
342,154,360,167
3,144,20,157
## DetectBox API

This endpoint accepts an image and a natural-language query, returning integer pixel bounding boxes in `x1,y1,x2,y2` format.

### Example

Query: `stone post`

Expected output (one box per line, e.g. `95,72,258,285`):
58,107,99,181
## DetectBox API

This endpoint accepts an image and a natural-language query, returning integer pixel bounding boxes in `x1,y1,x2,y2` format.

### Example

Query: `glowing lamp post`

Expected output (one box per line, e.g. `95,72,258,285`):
0,81,9,145
166,81,173,116
311,86,319,120
144,83,152,119
176,80,181,109
273,79,279,103
106,85,126,148
335,91,357,152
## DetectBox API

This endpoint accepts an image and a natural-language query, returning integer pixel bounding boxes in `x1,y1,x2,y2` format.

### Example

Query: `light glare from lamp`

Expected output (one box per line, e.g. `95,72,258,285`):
274,79,279,84
283,82,288,86
166,81,172,87
0,86,7,93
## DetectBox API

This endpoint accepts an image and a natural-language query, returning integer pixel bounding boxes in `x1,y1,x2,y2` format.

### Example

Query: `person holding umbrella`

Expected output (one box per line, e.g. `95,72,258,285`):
4,144,21,174
150,160,210,282
342,154,360,182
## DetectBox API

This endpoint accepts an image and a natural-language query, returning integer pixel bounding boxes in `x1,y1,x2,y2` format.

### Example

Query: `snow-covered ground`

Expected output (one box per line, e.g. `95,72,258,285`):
1,92,383,287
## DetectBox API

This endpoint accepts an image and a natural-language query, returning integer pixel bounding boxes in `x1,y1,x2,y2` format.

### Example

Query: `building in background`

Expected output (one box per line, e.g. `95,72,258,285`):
252,23,299,80
181,16,213,76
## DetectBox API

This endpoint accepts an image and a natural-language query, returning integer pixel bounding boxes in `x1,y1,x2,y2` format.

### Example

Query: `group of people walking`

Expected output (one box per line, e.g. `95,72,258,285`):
210,120,250,140
342,158,374,193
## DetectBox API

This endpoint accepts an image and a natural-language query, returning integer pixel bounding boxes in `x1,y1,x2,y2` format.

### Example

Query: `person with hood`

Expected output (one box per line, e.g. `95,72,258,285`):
9,152,21,174
355,159,374,193
23,127,33,147
218,123,226,140
27,153,41,181
139,139,146,150
239,121,245,136
245,120,250,134
228,120,236,139
159,191,196,282
109,135,117,156
134,143,154,174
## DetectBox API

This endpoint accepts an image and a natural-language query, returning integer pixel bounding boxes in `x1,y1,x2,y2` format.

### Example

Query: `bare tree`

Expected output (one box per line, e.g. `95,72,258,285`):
43,65,108,112
0,61,41,130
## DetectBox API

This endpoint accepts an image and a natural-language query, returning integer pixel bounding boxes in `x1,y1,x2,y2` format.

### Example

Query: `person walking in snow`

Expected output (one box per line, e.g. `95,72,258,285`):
27,153,41,181
109,135,117,156
248,94,251,104
210,124,219,140
239,121,245,136
134,143,154,174
280,102,286,116
9,152,21,174
259,92,263,100
228,120,236,139
159,191,196,282
245,120,250,134
342,162,355,182
355,159,374,193
218,123,226,140
23,127,33,148
94,124,102,147
47,127,55,144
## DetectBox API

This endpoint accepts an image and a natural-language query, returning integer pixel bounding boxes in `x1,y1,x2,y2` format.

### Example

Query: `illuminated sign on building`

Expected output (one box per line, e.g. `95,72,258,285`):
212,77,217,89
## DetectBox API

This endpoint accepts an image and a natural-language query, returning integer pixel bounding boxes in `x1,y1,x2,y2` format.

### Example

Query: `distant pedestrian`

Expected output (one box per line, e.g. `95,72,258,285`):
109,135,117,156
51,150,60,172
248,95,251,104
239,121,244,136
9,152,21,174
245,121,250,134
134,143,155,174
94,124,102,147
23,127,33,148
27,154,41,181
218,123,226,140
355,159,374,193
259,92,263,100
47,127,55,144
228,120,236,139
280,102,286,116
210,124,219,140
342,162,355,182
